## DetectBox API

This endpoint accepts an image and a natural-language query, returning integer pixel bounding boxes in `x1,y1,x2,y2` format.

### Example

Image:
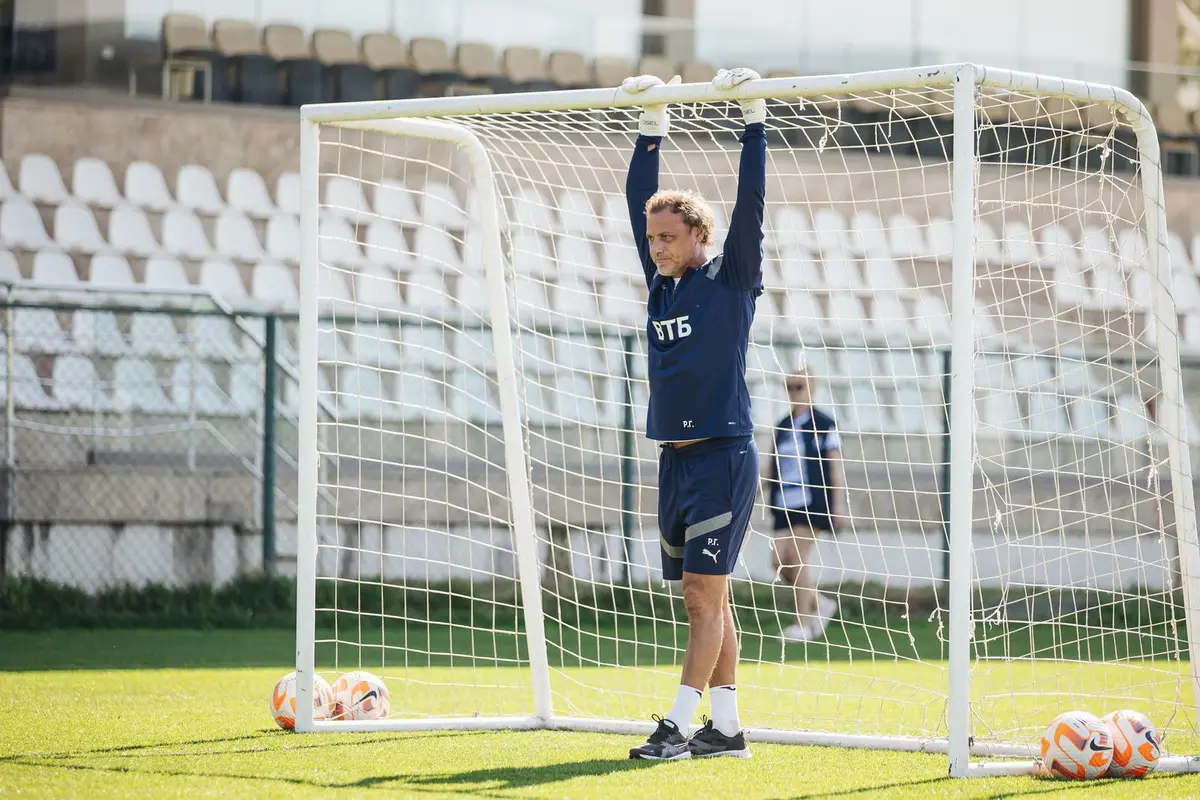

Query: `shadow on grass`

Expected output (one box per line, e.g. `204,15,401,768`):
354,758,655,791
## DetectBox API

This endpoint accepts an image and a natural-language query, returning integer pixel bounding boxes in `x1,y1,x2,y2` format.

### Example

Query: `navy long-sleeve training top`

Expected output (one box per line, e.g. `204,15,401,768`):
625,122,766,441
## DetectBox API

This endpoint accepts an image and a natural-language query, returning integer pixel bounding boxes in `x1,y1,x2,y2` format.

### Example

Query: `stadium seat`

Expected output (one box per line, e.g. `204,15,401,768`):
548,51,590,89
457,275,490,317
425,183,470,232
886,213,927,259
226,168,275,218
393,370,447,421
501,46,555,92
71,309,128,356
893,385,936,434
162,208,213,259
200,258,247,300
162,12,223,101
976,390,1027,434
215,210,266,261
510,186,558,232
771,205,815,253
12,354,59,410
1068,395,1112,438
15,308,70,353
403,267,449,315
1026,391,1070,437
552,235,596,277
112,358,173,413
455,41,503,91
124,161,174,211
0,161,15,201
19,154,70,205
31,249,79,287
193,312,247,360
1003,220,1040,266
1,198,52,250
313,29,376,103
324,176,372,220
555,372,604,426
1080,226,1116,271
402,325,449,370
276,172,301,216
871,294,913,342
364,219,412,270
361,33,419,100
410,37,462,94
635,56,676,82
1111,395,1152,441
779,289,823,335
229,362,260,414
1085,262,1128,311
974,219,1005,266
848,211,888,258
340,366,401,421
264,24,323,106
1052,258,1091,308
553,334,607,375
413,226,462,272
0,250,19,281
143,256,191,291
598,278,642,326
680,61,718,83
812,208,850,256
915,293,952,343
317,265,353,308
448,369,501,424
177,165,224,215
592,56,634,88
557,190,602,240
372,180,421,227
130,311,184,357
863,256,909,293
252,261,298,308
1036,225,1080,270
213,19,278,105
599,239,640,280
53,202,106,254
72,158,123,207
355,265,403,310
318,216,364,267
53,354,114,412
925,218,953,262
316,326,348,362
512,231,555,278
823,258,864,293
554,275,600,321
518,374,554,424
353,324,403,370
89,252,136,287
107,206,159,257
265,214,301,263
843,382,888,432
514,275,552,322
1168,231,1194,275
1116,229,1147,272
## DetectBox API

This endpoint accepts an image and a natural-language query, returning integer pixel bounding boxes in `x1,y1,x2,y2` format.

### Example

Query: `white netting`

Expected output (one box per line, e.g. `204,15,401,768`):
305,77,1199,758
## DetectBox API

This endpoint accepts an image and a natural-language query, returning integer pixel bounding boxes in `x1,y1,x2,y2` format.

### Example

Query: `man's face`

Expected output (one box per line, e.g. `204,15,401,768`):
646,209,705,278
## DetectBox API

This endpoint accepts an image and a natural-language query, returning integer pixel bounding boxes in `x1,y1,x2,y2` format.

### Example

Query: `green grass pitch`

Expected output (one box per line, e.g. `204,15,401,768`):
4,630,1200,798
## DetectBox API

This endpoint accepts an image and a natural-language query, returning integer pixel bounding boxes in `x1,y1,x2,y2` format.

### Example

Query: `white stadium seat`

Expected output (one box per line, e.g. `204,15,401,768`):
1080,226,1116,271
887,213,926,259
554,276,599,321
915,292,952,343
324,176,371,219
598,278,642,326
552,235,596,277
13,354,60,410
513,275,552,322
1052,258,1091,308
511,231,554,277
554,373,603,426
1037,225,1080,270
124,161,174,211
200,259,247,300
422,182,467,229
770,206,815,253
448,369,501,424
600,239,642,280
557,190,602,239
510,186,558,231
413,226,462,272
1003,220,1039,266
19,154,70,205
457,275,490,318
71,310,128,356
318,215,363,267
194,313,247,360
599,194,631,243
317,266,353,307
863,256,908,292
252,261,298,307
162,208,213,259
130,312,184,357
275,172,301,216
394,371,447,421
355,266,403,311
177,164,225,215
403,267,449,315
215,210,266,261
1168,231,1193,275
113,358,174,413
339,367,400,421
108,205,160,257
14,308,70,353
402,326,449,370
226,168,275,218
89,253,136,287
1,198,52,249
364,219,413,270
974,219,1005,266
31,249,79,287
172,360,233,415
353,324,404,370
812,208,850,256
848,211,888,259
776,249,823,291
0,160,15,201
265,214,300,263
0,250,19,281
72,158,123,207
144,256,191,291
230,362,261,414
373,180,421,226
1117,229,1147,272
53,354,114,412
53,202,107,254
453,327,493,370
926,218,953,262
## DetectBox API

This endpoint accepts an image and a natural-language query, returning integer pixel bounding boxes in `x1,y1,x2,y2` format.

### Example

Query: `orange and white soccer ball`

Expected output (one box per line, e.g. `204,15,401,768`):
1040,711,1113,779
1103,710,1161,778
332,670,391,721
270,671,334,730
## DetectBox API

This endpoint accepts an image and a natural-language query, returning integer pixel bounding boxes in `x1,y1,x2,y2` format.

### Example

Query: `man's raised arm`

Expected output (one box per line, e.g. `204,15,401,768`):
621,74,679,288
714,69,767,291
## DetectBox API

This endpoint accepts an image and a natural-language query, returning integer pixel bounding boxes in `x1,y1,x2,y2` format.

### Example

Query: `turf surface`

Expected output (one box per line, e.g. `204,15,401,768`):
3,629,1200,798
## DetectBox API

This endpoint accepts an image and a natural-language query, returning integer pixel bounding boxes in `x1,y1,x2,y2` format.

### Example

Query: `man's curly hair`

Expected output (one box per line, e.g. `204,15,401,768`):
644,189,715,245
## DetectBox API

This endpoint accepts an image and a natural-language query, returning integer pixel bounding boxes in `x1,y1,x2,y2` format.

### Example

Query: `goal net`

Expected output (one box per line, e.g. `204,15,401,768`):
294,65,1200,775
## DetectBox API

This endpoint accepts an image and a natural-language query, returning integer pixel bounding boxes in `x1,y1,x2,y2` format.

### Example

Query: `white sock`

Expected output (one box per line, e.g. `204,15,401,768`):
665,684,703,731
710,685,740,736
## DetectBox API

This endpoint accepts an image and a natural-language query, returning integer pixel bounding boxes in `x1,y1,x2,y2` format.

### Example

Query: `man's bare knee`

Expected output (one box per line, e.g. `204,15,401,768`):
682,576,726,623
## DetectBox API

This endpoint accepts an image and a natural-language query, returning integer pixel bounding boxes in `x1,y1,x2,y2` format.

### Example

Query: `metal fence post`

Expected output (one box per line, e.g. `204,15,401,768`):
262,314,278,576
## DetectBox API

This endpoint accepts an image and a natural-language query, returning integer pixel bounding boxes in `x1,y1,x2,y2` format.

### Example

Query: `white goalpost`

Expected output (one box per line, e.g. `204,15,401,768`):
292,63,1200,778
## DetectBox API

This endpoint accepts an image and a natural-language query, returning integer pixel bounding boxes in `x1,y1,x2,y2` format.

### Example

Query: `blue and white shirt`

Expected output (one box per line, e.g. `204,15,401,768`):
770,409,841,514
625,123,767,441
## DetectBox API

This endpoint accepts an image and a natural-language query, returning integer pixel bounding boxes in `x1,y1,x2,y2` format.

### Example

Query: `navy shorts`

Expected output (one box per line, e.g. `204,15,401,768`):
657,436,758,580
772,507,833,534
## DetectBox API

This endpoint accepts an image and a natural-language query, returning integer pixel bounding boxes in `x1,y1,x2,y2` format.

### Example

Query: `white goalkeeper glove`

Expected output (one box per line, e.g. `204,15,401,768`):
621,74,682,137
712,67,766,125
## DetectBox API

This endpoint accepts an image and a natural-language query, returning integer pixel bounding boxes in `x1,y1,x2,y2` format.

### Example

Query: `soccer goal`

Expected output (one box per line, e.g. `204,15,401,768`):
292,63,1200,777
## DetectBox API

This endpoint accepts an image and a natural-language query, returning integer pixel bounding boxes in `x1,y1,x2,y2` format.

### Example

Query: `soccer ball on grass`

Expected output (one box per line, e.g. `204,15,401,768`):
270,671,334,730
331,670,391,721
1039,711,1112,779
1102,709,1161,778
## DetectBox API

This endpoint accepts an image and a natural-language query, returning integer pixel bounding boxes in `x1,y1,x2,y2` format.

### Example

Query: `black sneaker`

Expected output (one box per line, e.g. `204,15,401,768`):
629,715,691,760
688,717,751,759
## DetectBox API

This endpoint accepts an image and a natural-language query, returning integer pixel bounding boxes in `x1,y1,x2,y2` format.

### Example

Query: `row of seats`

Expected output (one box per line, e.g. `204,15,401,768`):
159,13,716,106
